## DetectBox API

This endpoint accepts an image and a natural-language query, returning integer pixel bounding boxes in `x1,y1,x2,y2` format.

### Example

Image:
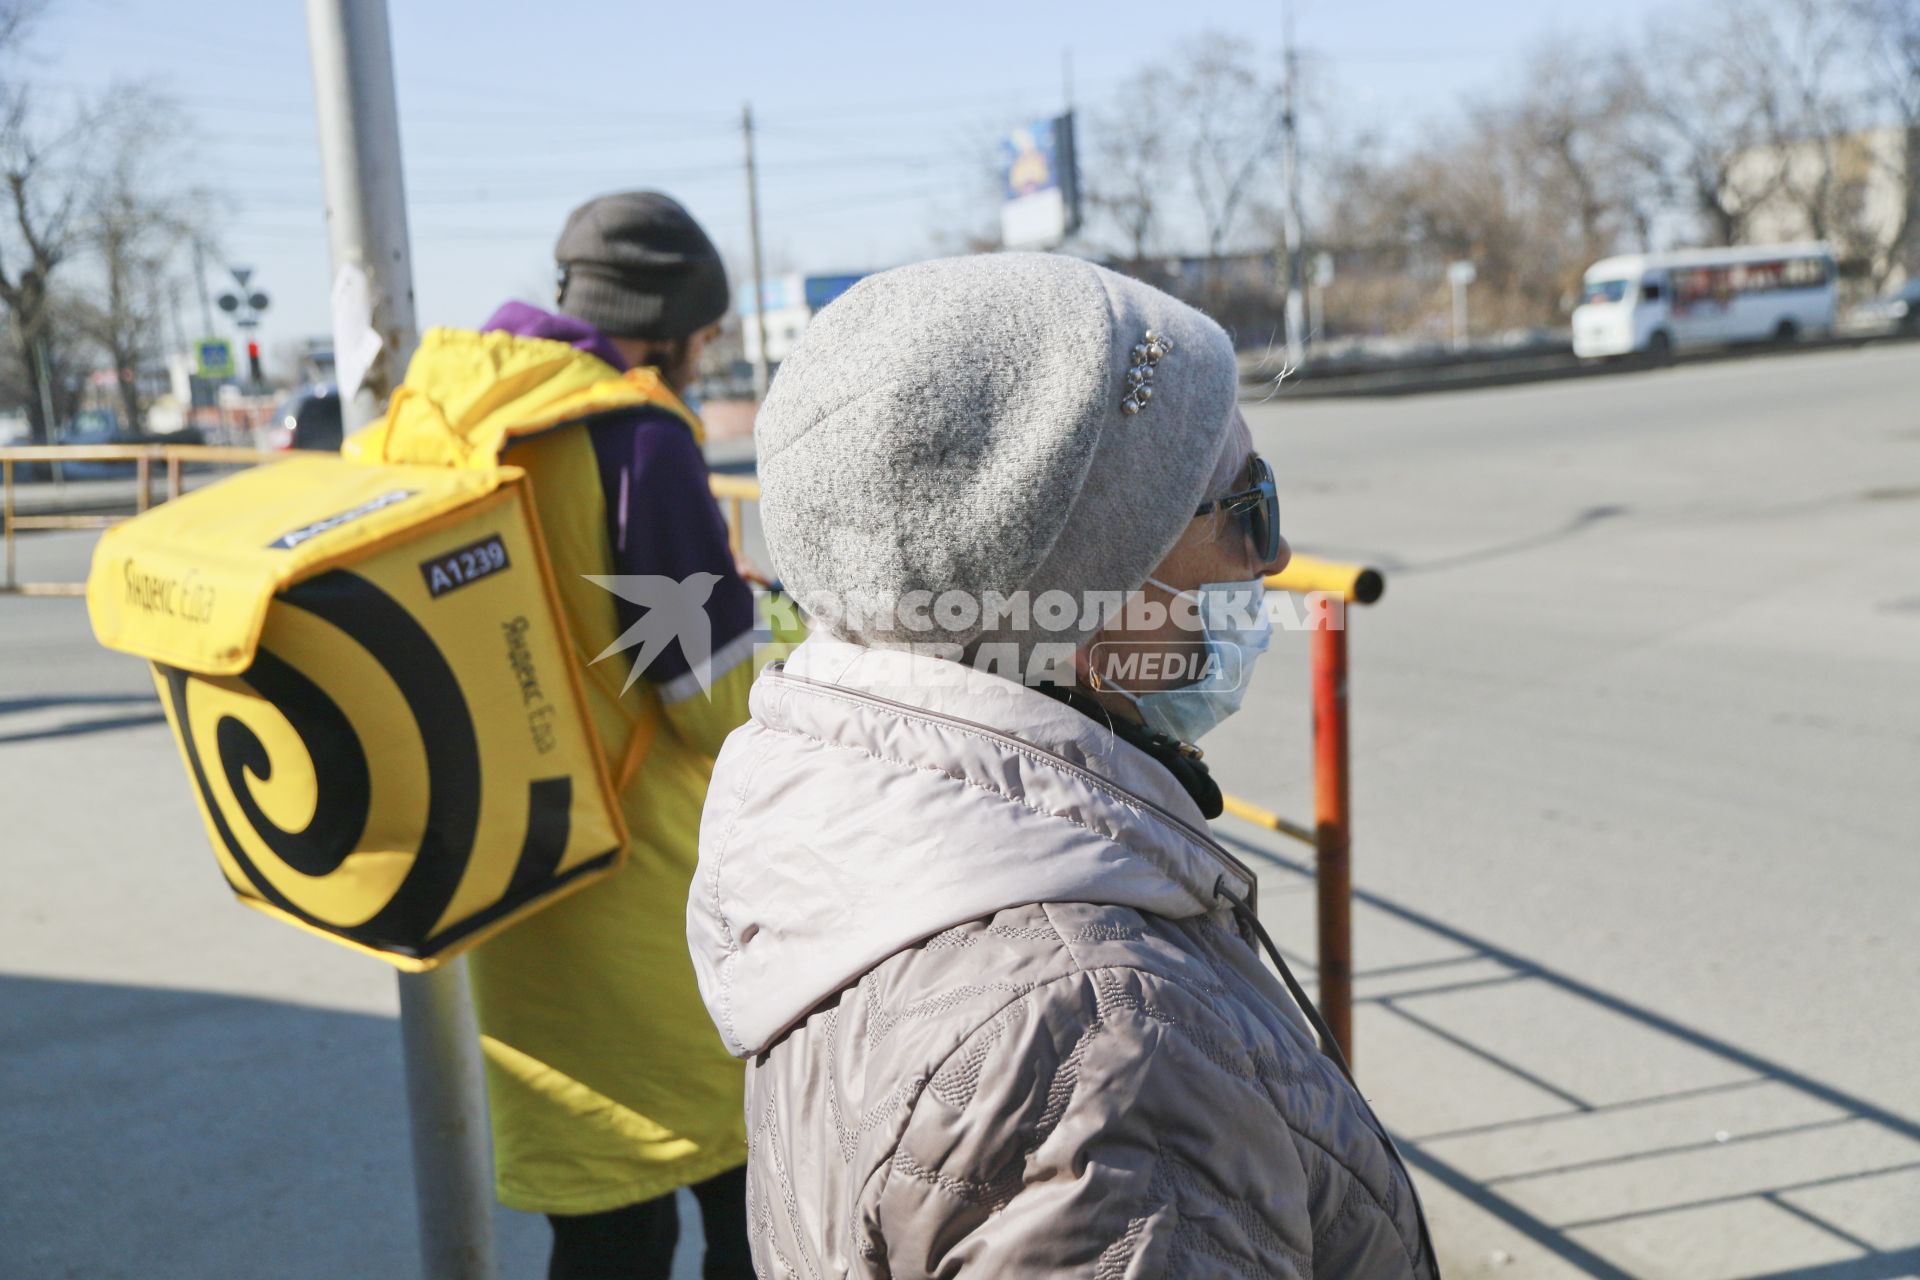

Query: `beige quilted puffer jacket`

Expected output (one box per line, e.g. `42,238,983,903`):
689,635,1437,1278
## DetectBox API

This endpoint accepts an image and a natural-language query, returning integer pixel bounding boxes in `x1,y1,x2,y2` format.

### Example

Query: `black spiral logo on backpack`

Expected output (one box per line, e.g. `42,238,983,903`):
159,569,577,960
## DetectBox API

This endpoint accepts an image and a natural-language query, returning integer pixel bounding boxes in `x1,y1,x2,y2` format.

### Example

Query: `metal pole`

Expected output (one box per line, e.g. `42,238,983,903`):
742,103,772,401
1452,278,1469,352
396,964,495,1279
3,459,14,590
1312,601,1354,1066
307,0,420,429
1279,0,1308,368
304,4,495,1278
34,338,62,486
192,238,217,337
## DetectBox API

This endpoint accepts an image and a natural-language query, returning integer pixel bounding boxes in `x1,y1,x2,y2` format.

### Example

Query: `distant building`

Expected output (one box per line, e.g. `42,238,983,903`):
736,273,866,367
1727,125,1917,294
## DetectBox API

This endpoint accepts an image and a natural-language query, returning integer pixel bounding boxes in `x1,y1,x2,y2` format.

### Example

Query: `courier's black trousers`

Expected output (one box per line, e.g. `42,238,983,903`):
546,1166,752,1280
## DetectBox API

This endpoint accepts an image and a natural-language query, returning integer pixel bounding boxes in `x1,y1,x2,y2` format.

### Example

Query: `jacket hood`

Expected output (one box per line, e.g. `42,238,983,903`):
482,301,630,372
340,322,699,470
688,633,1258,1057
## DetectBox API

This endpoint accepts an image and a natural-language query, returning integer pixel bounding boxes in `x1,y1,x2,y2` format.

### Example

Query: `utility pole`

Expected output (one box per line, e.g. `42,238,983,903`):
189,239,218,436
742,103,772,400
1308,252,1332,350
34,337,61,484
191,238,216,337
305,4,495,1279
1279,0,1308,369
1448,260,1477,352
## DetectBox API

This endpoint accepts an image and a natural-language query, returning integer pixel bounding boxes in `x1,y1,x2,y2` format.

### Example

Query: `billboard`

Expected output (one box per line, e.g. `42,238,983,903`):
999,113,1080,251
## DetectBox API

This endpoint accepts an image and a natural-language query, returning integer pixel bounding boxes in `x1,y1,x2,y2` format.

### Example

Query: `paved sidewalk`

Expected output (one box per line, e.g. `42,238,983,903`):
1231,822,1920,1279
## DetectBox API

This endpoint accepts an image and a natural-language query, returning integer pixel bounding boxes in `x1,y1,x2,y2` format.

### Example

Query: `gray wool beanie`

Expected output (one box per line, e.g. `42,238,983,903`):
554,191,730,340
756,253,1240,665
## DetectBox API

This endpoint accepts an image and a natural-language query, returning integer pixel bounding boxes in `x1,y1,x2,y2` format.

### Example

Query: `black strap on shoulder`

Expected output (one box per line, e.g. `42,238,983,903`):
1033,682,1223,819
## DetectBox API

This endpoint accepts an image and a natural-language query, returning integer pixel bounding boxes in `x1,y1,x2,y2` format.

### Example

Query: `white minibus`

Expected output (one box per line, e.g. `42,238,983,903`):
1572,242,1837,360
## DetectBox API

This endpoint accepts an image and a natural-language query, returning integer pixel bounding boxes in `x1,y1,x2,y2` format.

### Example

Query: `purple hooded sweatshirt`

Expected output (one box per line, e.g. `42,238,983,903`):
482,301,754,692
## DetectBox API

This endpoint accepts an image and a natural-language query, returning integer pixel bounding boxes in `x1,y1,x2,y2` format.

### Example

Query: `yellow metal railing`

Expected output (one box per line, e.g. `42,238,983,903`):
1269,554,1384,605
706,472,760,557
1,444,285,595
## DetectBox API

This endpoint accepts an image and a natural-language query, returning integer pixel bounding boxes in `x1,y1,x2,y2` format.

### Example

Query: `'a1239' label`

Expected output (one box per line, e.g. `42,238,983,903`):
420,534,511,599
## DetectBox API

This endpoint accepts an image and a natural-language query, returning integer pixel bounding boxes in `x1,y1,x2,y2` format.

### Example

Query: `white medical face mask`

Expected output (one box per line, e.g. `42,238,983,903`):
1108,576,1273,744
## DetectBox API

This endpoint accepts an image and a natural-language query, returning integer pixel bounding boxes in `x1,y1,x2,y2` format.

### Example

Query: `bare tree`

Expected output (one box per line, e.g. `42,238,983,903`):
74,90,197,434
1511,43,1657,258
1619,9,1794,247
1736,0,1869,251
1169,33,1285,266
0,5,84,443
0,0,42,52
1854,0,1920,281
931,127,1011,257
1306,42,1660,338
1082,74,1174,267
1,0,211,440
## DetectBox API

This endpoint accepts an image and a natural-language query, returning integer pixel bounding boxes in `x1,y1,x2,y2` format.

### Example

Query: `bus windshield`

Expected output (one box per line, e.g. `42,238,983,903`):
1581,279,1630,305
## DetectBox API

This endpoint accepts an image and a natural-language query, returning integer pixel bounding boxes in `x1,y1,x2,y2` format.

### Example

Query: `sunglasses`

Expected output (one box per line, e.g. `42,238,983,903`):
1193,456,1281,563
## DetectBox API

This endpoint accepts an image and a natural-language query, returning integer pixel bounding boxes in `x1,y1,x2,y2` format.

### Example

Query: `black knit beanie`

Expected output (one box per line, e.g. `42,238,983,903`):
554,191,730,340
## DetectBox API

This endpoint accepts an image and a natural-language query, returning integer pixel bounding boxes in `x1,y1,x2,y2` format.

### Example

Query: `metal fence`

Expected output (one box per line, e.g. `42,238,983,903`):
1,444,286,596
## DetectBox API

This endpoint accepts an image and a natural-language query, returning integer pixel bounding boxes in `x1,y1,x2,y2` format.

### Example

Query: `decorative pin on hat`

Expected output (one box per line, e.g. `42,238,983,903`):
1121,330,1173,415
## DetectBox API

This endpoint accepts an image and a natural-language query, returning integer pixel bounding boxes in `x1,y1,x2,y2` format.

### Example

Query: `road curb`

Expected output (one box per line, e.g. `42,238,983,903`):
1245,331,1917,401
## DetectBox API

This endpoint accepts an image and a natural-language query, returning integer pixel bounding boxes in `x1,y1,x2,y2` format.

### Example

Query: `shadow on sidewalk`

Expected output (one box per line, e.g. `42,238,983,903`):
0,693,166,746
0,975,548,1279
1221,832,1920,1280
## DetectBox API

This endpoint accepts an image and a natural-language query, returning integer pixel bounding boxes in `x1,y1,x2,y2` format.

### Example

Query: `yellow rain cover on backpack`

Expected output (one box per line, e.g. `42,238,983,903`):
85,453,628,970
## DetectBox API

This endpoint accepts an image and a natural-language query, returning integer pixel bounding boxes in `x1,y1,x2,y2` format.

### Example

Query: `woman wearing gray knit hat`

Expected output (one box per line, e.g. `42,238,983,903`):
687,253,1437,1277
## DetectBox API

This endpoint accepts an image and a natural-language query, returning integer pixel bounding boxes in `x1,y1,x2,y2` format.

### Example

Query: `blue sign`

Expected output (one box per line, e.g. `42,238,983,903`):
803,274,864,311
195,338,235,379
737,274,868,316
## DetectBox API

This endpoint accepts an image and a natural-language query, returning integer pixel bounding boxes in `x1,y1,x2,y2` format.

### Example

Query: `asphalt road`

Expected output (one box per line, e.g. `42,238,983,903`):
2,343,1917,1278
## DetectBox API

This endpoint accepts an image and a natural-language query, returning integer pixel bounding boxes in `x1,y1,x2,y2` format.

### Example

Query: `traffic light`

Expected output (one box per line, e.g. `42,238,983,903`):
247,340,262,385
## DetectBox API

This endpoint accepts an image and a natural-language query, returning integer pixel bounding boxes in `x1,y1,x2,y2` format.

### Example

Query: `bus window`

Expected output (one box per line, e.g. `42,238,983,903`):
1582,279,1629,304
1726,257,1829,295
1673,268,1725,312
1780,256,1830,289
1731,261,1783,293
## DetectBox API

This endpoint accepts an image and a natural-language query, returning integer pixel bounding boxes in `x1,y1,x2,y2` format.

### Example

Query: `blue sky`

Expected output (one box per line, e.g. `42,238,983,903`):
34,0,1676,352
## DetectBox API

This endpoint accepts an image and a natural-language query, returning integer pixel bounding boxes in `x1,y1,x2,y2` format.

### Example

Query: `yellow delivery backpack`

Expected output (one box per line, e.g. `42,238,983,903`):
86,449,628,970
